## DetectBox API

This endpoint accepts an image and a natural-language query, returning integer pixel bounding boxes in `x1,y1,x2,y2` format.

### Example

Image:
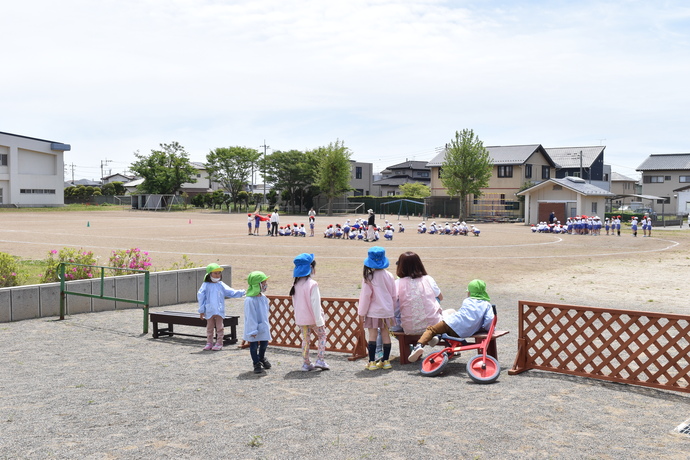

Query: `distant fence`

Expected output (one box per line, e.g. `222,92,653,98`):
510,301,690,393
242,295,367,360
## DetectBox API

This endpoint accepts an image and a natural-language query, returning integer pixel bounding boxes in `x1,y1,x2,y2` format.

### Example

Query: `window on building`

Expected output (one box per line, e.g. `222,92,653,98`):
542,166,550,179
553,185,562,191
418,171,430,178
353,189,363,196
0,154,7,166
387,191,396,196
591,202,597,214
643,176,664,183
524,164,532,179
438,167,443,179
500,193,505,205
20,189,56,194
355,166,362,180
572,171,580,178
497,165,513,178
0,188,3,204
665,176,672,181
680,176,690,183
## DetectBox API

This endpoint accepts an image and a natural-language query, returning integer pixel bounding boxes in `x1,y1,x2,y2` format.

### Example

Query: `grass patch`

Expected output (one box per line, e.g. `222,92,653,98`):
18,259,49,285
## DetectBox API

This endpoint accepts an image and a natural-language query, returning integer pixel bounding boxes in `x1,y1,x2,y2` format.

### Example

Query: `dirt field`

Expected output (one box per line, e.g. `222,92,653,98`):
1,209,690,458
1,209,688,313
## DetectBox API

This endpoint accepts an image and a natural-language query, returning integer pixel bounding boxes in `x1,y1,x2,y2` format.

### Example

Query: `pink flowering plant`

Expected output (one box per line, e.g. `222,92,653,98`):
0,252,23,287
108,248,152,275
42,248,98,283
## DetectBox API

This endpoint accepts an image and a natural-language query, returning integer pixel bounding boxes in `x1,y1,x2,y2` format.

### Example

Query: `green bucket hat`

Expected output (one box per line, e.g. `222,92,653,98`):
467,279,490,301
246,271,269,297
206,263,223,275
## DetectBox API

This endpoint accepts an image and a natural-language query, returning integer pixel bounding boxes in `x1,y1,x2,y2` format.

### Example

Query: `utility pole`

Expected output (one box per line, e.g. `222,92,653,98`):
70,163,76,185
259,140,270,210
100,158,112,183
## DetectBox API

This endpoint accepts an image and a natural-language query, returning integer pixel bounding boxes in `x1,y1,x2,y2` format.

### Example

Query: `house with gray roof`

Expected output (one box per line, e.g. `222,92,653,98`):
546,146,606,181
517,176,615,224
636,153,690,215
426,144,556,219
373,160,431,196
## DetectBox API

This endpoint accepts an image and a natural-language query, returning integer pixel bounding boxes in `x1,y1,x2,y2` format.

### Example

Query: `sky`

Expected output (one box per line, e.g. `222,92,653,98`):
3,0,690,182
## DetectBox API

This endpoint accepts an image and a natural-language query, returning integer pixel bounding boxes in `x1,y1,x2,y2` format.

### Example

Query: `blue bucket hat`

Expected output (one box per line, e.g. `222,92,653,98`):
364,246,389,269
293,253,314,278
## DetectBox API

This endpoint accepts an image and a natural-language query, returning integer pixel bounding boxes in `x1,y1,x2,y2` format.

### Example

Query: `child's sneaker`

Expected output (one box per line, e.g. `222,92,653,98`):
381,360,392,370
408,344,424,362
203,343,213,351
366,361,379,371
314,359,330,370
301,363,315,372
428,335,440,347
260,358,271,369
211,344,223,351
253,362,263,374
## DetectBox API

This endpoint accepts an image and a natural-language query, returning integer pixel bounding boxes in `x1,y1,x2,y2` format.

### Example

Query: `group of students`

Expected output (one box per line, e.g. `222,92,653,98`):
197,258,328,374
417,221,480,236
197,246,494,373
531,215,653,237
323,218,405,241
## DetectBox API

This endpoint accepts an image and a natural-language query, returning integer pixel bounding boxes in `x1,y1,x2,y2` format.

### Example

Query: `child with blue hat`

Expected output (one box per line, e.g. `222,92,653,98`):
357,246,396,370
290,253,329,371
243,271,272,374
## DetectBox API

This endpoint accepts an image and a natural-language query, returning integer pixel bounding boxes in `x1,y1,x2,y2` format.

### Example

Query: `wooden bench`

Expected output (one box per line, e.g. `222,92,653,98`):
392,330,510,365
150,311,239,345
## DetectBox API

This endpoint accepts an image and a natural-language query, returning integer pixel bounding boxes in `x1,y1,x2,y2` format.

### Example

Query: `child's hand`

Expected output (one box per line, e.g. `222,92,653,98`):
200,313,205,319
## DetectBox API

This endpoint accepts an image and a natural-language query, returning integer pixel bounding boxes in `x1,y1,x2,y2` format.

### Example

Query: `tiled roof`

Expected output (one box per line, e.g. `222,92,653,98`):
518,177,615,197
636,153,690,171
385,160,430,170
611,172,637,182
545,146,604,168
427,144,552,167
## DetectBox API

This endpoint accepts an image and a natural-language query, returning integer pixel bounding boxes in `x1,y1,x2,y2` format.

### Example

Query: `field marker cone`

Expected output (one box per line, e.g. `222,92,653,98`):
189,219,192,224
87,221,90,227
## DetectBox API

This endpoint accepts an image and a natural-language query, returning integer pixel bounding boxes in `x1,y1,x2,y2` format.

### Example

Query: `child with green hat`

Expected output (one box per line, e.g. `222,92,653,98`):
243,271,272,374
198,263,246,351
408,279,494,363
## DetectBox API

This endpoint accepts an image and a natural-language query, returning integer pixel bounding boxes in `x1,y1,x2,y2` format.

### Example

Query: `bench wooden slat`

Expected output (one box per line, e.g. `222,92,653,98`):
150,311,239,345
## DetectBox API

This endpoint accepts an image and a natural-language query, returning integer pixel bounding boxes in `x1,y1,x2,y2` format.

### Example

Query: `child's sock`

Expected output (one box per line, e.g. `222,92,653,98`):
367,341,377,362
382,343,392,361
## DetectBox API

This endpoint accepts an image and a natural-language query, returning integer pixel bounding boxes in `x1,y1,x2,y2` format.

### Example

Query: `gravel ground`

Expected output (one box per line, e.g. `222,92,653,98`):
1,211,690,458
1,298,689,460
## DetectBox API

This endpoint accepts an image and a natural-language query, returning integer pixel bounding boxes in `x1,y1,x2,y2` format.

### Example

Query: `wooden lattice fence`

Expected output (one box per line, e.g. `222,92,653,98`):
509,301,690,393
241,295,367,360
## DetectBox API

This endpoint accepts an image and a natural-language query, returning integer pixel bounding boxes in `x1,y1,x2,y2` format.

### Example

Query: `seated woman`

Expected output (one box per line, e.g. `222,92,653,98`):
408,279,494,362
393,252,443,335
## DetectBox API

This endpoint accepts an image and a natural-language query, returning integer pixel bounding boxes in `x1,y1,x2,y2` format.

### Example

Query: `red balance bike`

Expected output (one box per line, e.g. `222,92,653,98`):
420,305,501,382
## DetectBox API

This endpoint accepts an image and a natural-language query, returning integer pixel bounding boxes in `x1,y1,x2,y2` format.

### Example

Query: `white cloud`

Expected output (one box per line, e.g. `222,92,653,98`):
2,0,690,178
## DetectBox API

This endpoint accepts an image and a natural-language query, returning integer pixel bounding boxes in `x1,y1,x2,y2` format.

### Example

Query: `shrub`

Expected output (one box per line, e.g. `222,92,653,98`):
108,248,152,275
0,252,23,287
42,248,99,283
165,255,201,271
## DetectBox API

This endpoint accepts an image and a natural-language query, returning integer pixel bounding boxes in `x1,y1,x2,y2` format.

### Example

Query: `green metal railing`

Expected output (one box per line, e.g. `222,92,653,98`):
58,263,150,333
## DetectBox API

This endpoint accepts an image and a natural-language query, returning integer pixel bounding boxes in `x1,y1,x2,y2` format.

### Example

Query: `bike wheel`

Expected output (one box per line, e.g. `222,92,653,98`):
420,351,448,377
466,355,500,383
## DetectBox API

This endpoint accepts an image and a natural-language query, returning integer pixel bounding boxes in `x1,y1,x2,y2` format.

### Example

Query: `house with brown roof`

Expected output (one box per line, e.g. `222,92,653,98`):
373,160,431,196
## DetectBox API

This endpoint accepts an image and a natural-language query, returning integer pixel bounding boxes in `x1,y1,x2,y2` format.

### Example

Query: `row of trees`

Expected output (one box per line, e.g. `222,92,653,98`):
128,140,353,215
64,182,126,198
127,130,493,218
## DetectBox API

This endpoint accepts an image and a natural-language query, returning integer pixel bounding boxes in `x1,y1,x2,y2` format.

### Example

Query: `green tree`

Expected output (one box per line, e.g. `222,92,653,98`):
264,149,319,214
206,147,260,211
440,129,493,220
101,181,126,196
130,142,197,194
399,182,431,198
313,139,352,216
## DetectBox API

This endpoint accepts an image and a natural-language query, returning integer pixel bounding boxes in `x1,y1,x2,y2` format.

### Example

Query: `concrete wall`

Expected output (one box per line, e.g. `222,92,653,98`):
0,265,231,322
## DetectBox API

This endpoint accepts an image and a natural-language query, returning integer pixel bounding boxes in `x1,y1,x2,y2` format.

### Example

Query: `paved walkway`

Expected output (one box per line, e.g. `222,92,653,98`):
1,301,689,459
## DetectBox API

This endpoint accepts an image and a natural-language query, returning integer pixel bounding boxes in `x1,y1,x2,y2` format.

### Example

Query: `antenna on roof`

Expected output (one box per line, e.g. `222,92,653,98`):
597,138,606,145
